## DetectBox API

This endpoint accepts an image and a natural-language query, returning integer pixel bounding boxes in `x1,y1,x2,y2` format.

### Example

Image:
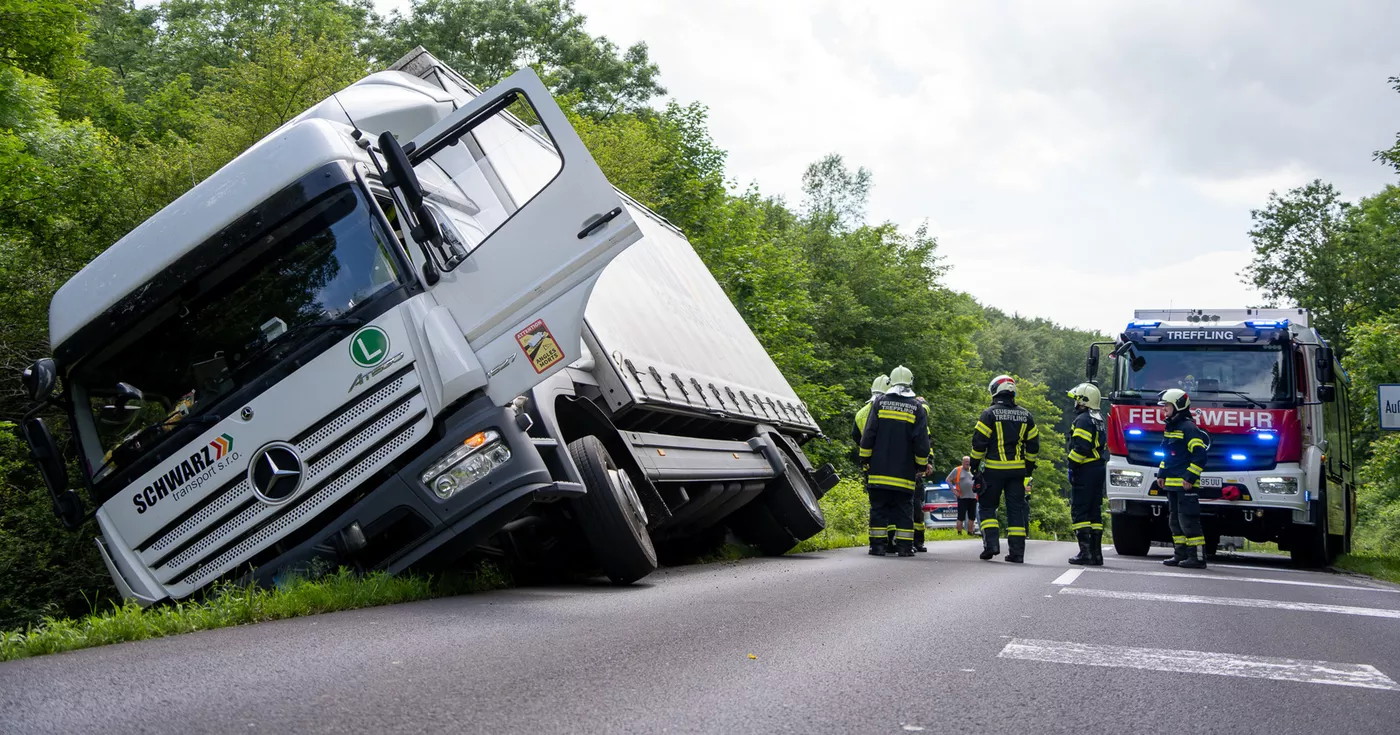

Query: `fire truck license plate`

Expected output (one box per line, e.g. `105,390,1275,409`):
1197,477,1223,489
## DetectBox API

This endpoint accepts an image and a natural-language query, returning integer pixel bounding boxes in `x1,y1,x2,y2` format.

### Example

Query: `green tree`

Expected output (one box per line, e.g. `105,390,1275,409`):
374,0,663,116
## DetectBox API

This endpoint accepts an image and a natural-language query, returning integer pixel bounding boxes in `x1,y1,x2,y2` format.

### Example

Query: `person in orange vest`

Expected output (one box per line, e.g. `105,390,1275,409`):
946,456,977,535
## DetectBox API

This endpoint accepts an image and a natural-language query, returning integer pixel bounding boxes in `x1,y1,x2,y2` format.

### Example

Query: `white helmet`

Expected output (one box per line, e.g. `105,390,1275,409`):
1158,388,1190,412
890,365,914,388
870,375,891,397
1068,382,1102,410
988,374,1016,396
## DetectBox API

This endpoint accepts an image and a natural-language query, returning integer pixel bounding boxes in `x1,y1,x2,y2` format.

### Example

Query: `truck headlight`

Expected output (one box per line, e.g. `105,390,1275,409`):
1109,469,1143,487
1257,476,1298,495
421,430,512,499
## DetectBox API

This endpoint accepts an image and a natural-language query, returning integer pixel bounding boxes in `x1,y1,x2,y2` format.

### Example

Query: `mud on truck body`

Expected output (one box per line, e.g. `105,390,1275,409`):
1085,307,1355,566
17,48,837,606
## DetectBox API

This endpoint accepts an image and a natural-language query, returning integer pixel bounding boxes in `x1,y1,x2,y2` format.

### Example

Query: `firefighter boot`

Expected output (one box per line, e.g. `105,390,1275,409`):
979,528,1000,560
1089,530,1105,566
869,537,888,557
914,528,928,553
1162,544,1188,566
1179,545,1207,569
897,540,915,557
1068,529,1091,565
1006,536,1025,564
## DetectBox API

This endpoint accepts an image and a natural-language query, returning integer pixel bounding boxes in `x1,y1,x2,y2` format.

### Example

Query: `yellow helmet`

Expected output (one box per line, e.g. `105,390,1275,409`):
1068,382,1102,410
870,375,891,396
890,365,914,388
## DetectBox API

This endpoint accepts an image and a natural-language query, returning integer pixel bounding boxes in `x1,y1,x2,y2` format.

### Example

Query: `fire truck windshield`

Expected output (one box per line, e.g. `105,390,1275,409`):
1115,345,1292,404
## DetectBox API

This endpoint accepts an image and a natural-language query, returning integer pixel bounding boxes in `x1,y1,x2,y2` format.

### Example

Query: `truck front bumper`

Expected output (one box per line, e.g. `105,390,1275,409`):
1105,457,1310,523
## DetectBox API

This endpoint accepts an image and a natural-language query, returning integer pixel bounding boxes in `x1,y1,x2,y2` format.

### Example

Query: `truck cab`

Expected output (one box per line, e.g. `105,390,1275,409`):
1090,308,1355,566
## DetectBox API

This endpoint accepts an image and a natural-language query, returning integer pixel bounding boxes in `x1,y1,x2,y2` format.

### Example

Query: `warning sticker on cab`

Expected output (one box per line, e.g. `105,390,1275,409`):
515,319,565,374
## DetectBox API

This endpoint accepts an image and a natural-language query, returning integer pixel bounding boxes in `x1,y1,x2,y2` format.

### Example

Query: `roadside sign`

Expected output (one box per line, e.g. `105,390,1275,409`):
1380,384,1400,431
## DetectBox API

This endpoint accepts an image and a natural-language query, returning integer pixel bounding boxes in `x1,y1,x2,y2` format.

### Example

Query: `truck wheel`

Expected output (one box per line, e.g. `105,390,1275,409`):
568,436,657,584
761,452,826,540
1290,502,1331,568
728,501,800,556
1111,513,1151,556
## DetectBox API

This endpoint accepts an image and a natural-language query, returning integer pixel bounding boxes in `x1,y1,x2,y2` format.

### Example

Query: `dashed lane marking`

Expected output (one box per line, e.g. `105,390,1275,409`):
1051,569,1084,586
998,638,1400,691
1085,567,1400,593
1059,587,1400,619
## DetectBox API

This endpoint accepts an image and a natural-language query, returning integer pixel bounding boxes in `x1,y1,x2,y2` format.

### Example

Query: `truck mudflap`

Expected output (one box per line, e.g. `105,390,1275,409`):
243,394,557,587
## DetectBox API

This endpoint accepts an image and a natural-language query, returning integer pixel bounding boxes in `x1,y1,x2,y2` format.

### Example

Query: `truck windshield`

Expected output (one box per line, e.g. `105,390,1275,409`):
72,185,403,483
1115,345,1291,403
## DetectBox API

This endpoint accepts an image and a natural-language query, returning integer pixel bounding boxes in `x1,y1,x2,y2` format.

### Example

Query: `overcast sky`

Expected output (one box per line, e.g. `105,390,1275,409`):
376,0,1400,334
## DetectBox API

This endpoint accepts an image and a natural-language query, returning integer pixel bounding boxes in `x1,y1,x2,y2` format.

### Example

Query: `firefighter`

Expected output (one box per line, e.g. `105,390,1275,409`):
910,395,934,553
852,375,891,444
1066,382,1108,566
969,374,1039,563
859,365,930,557
1156,388,1211,569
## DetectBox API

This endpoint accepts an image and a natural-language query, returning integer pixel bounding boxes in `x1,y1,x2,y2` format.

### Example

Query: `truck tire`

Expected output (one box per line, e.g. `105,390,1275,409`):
728,501,800,556
1111,513,1151,556
761,452,825,540
1290,497,1331,568
568,436,658,584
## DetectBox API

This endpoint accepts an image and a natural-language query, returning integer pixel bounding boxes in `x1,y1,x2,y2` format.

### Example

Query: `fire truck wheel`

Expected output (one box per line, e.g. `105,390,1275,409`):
761,452,826,540
1290,484,1333,568
1111,513,1152,556
569,435,658,584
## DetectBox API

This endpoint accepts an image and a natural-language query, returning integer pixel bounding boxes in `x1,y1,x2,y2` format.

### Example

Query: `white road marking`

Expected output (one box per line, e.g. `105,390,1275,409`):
1086,567,1400,593
1051,569,1084,586
1109,555,1315,575
998,638,1400,691
1060,587,1400,619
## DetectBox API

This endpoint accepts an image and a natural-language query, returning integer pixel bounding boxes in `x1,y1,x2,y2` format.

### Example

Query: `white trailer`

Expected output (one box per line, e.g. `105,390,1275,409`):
18,48,837,605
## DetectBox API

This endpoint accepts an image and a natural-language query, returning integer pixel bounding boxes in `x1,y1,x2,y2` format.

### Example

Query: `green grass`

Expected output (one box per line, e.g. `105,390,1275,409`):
0,563,510,663
1333,553,1400,585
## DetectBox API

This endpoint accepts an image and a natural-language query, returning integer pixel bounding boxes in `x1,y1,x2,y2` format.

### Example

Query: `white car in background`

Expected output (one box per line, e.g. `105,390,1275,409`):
923,482,959,529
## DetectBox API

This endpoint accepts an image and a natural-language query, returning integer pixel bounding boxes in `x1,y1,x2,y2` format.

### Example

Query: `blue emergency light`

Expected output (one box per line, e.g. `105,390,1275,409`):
1128,428,1143,436
1129,320,1161,329
1230,453,1247,461
1245,319,1289,329
1258,432,1276,441
1153,450,1166,458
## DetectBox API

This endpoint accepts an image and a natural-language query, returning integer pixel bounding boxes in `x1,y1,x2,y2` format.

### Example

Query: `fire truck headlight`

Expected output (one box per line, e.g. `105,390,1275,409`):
1258,477,1298,495
1110,469,1143,488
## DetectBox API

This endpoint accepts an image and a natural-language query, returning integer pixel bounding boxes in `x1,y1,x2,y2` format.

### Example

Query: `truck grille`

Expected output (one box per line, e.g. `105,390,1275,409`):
1124,431,1279,472
136,367,429,599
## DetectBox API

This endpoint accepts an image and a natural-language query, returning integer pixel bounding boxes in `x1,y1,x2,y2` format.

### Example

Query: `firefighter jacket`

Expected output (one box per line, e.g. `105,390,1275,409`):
859,391,931,492
1157,411,1210,490
1066,407,1106,467
970,396,1039,475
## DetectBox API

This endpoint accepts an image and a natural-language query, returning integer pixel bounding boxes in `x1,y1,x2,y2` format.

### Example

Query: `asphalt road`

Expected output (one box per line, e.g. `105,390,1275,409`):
4,539,1400,734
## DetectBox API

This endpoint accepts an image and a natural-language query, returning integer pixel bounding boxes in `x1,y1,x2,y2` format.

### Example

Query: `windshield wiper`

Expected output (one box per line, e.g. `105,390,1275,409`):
1191,389,1266,409
238,317,364,369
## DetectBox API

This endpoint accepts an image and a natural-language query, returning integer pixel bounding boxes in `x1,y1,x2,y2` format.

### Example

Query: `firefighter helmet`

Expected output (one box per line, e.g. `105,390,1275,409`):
988,374,1016,396
1158,388,1190,412
890,365,914,388
870,375,891,396
1068,382,1102,410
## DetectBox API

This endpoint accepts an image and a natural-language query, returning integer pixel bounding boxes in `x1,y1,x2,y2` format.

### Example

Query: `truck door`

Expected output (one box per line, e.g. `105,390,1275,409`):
403,67,641,403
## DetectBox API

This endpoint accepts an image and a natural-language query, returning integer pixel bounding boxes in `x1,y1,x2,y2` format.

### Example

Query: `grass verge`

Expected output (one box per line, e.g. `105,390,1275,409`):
1333,553,1400,585
0,563,510,663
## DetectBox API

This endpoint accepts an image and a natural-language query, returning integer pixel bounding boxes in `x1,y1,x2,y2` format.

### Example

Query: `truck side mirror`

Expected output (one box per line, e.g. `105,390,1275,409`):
378,131,424,211
21,358,57,402
20,417,84,529
1085,345,1100,381
1131,354,1146,372
1318,384,1337,403
1315,346,1335,385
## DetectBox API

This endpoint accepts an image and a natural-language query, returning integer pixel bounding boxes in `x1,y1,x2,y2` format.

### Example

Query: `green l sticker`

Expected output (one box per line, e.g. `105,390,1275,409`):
350,326,389,368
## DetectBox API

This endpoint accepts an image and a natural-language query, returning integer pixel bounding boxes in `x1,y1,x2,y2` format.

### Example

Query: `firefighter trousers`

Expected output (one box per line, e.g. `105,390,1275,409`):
1167,489,1204,548
869,487,915,547
1069,463,1106,534
978,469,1029,554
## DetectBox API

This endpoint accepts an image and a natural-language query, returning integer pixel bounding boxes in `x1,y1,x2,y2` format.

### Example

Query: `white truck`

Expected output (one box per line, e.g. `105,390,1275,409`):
18,48,837,605
1085,307,1355,566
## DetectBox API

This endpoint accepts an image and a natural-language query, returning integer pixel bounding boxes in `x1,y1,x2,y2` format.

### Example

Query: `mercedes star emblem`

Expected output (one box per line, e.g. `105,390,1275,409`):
248,442,305,505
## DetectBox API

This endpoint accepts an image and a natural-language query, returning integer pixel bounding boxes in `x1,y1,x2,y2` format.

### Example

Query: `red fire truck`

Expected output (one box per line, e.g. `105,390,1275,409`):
1086,308,1356,566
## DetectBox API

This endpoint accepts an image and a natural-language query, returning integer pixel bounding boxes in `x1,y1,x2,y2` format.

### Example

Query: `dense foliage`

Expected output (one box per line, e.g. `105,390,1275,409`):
0,0,1100,629
1243,85,1400,556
